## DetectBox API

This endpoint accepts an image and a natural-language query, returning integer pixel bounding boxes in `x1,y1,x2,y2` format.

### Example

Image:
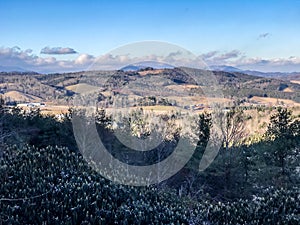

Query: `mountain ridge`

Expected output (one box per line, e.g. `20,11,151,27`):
0,67,299,105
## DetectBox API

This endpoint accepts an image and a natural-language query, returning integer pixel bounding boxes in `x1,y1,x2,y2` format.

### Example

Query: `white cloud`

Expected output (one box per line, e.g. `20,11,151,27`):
201,50,243,66
1,46,300,73
74,54,95,65
200,51,218,59
233,56,300,72
0,46,86,73
41,46,77,55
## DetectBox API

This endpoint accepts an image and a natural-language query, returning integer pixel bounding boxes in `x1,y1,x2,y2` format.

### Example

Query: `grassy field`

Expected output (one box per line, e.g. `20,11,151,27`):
65,83,100,94
250,96,300,107
291,80,300,84
4,90,42,102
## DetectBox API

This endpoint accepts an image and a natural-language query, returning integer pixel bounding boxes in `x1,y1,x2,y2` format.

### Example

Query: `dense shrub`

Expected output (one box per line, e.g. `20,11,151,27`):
0,106,299,224
0,145,299,224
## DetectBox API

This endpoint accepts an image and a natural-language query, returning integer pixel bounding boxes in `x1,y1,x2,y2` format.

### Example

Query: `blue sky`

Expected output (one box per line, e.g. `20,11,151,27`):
1,0,300,72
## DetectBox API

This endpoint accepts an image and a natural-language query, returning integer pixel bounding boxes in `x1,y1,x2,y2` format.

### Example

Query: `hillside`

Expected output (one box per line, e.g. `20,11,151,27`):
0,67,300,107
3,90,42,102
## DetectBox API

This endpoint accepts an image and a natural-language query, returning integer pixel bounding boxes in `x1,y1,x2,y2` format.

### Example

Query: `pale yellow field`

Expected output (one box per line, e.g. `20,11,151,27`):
290,80,300,84
132,105,179,112
0,82,15,88
250,96,300,106
16,104,70,116
40,105,70,115
171,96,231,105
3,91,42,102
283,87,294,92
138,69,164,76
166,84,202,91
65,83,100,94
12,92,300,137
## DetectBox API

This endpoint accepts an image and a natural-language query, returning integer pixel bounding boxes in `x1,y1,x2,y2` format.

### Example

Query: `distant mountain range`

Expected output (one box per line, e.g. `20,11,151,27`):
121,63,300,80
210,65,300,80
121,61,174,71
0,65,29,72
1,62,300,81
210,65,243,72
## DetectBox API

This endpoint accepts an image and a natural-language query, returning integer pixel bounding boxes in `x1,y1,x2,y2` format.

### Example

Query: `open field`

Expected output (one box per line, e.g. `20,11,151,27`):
165,84,201,91
283,87,294,92
13,98,300,137
4,90,42,102
291,80,300,84
65,83,100,94
16,104,70,116
250,96,300,107
138,69,165,76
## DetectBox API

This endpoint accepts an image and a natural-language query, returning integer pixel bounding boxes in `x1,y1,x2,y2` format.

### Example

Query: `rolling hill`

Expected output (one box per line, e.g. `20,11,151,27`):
0,67,300,107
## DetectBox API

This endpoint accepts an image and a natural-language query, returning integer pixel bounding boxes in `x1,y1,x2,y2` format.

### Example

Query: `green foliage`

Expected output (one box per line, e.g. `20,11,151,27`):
186,112,212,172
267,107,294,139
0,105,299,224
0,107,76,150
202,187,300,225
1,145,299,224
265,107,300,178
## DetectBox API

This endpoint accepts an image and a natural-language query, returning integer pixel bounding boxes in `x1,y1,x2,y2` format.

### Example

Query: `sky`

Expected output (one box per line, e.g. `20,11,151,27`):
1,0,300,73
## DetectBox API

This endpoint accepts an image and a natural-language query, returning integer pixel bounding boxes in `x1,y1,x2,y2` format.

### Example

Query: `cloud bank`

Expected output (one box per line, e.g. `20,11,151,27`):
1,46,300,73
41,46,77,55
